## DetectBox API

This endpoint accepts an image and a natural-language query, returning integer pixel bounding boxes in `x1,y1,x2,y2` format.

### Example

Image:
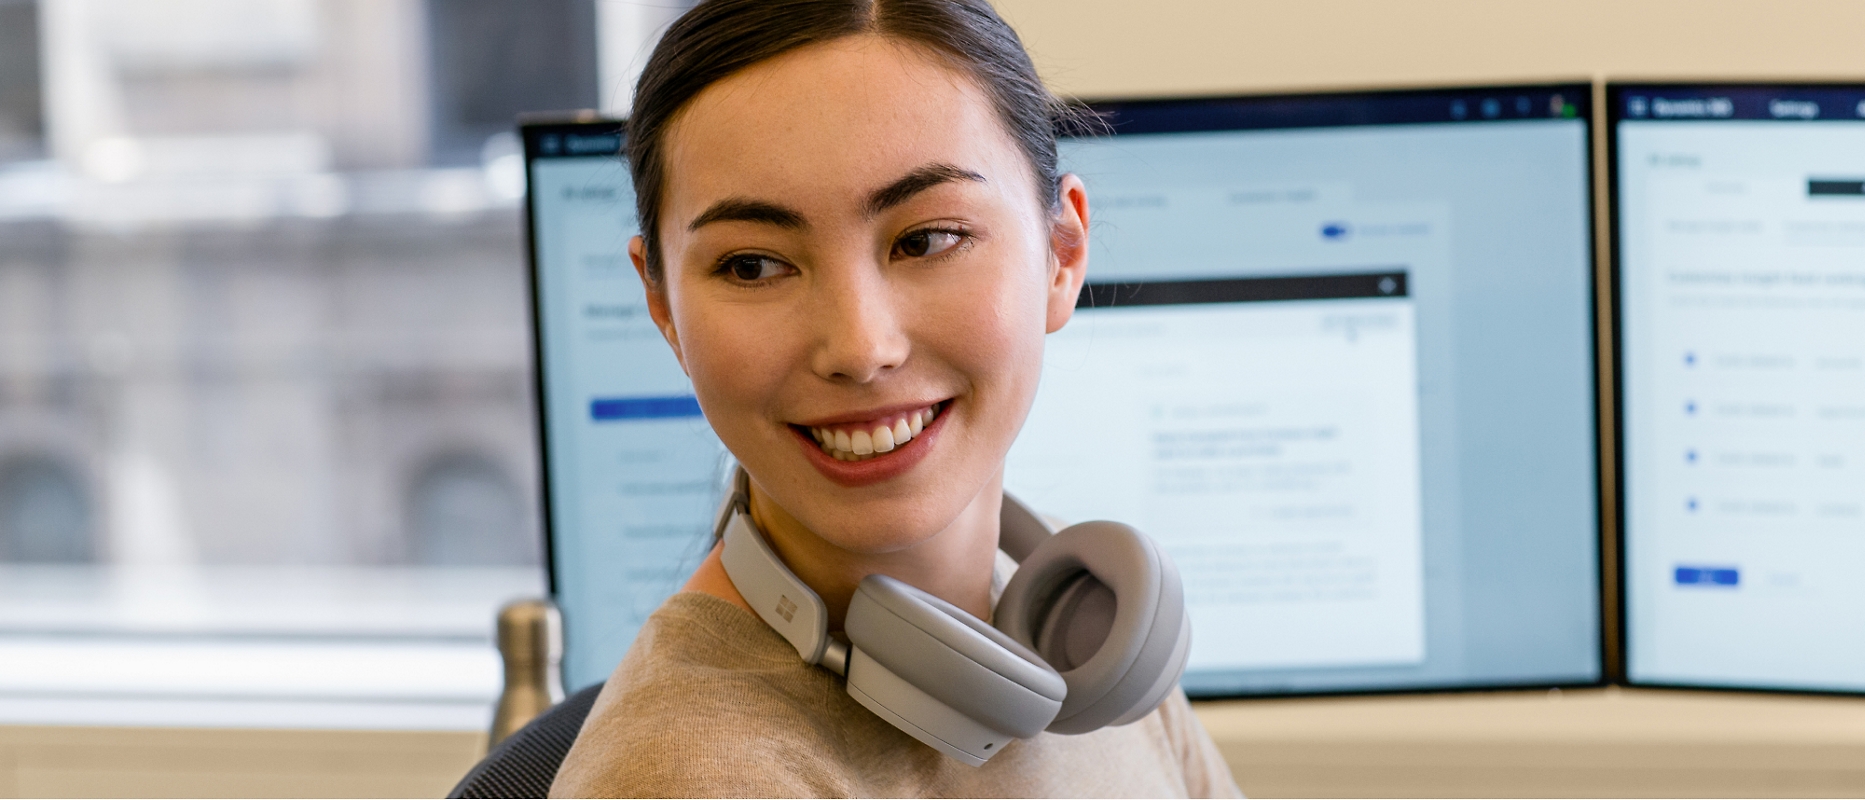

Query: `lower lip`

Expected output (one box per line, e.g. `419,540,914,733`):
792,407,948,488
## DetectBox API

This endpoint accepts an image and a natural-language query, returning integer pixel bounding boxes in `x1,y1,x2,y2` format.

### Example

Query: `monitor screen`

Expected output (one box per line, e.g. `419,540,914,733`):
523,121,733,690
529,84,1603,695
1010,87,1600,695
1613,83,1865,694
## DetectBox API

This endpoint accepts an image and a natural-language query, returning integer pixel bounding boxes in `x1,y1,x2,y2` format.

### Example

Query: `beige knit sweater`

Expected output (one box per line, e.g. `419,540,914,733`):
551,591,1242,798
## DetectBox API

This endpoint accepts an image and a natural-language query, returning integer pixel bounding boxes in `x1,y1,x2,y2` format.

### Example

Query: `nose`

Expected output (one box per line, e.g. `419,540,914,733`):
809,267,910,384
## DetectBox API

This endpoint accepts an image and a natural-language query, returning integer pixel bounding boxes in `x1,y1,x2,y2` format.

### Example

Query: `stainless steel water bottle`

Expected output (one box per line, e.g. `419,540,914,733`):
489,598,565,747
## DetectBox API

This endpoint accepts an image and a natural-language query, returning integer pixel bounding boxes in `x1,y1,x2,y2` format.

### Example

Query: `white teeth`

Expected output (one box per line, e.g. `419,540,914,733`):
807,403,943,461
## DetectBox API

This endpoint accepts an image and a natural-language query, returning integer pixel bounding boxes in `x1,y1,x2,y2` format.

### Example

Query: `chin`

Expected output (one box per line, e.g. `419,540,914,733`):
801,479,977,555
758,437,1000,556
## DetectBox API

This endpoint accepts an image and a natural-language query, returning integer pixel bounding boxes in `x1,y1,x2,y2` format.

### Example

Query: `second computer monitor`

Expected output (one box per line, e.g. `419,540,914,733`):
1613,83,1865,695
1005,85,1602,695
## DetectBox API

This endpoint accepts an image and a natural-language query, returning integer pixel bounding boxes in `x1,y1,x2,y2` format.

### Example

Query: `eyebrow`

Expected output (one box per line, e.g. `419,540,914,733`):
863,163,986,217
687,198,806,231
684,163,986,232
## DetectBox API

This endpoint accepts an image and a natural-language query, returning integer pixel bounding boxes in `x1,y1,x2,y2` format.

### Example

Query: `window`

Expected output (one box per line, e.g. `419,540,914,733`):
0,0,684,730
408,452,535,566
0,0,42,161
0,454,94,562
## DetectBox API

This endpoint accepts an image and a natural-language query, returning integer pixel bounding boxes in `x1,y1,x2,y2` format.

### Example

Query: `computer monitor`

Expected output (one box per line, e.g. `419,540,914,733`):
1611,83,1865,695
1011,86,1601,695
521,118,728,691
527,83,1604,695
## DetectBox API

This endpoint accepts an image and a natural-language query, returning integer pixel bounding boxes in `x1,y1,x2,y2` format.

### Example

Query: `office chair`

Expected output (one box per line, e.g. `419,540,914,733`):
448,681,605,798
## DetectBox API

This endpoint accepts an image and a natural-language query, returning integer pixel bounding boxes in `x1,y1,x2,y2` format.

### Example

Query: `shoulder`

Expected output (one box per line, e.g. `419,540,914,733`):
549,593,858,798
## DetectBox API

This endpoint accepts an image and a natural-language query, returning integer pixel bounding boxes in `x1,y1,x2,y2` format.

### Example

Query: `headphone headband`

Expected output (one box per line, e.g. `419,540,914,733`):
720,506,837,668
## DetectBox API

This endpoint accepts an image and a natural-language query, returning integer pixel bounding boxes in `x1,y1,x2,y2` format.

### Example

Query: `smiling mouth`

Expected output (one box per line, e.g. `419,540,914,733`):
797,402,944,462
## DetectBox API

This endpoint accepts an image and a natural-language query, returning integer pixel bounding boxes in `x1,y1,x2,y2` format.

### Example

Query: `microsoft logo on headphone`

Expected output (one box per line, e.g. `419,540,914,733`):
776,596,798,622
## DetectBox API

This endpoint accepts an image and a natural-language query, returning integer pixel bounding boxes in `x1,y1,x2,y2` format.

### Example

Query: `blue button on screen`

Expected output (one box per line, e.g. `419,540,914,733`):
1674,565,1739,587
590,395,704,421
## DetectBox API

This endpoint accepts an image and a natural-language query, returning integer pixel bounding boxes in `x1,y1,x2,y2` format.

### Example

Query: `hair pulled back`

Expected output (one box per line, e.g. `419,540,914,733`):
628,0,1080,284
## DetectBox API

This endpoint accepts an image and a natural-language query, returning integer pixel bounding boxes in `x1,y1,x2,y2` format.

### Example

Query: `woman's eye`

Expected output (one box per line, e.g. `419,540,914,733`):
894,229,965,259
721,255,788,282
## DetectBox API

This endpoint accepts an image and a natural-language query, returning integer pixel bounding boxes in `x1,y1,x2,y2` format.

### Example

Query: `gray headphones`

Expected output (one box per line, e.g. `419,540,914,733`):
715,469,1190,766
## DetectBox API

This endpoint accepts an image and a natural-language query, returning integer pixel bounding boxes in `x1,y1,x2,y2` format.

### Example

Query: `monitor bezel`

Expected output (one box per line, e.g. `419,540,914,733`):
1607,80,1865,699
1079,81,1592,134
521,80,1608,701
519,114,628,604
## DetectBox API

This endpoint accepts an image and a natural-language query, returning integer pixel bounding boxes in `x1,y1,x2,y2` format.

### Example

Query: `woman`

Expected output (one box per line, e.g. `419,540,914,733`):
552,0,1240,795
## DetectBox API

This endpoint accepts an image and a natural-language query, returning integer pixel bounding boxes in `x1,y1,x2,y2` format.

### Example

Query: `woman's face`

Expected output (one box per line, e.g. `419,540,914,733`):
637,36,1087,555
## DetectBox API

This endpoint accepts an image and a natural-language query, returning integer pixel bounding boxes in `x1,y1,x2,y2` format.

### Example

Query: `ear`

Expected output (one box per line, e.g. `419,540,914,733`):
1045,174,1090,335
631,235,689,374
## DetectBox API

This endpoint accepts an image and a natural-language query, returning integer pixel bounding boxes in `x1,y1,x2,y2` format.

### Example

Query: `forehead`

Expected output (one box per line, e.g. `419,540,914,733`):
660,36,1030,215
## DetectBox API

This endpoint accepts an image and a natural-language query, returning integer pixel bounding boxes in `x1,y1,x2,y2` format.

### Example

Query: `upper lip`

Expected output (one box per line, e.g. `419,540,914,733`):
791,399,946,428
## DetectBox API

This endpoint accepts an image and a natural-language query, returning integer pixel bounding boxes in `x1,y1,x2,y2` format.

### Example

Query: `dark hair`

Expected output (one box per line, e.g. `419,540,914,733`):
627,0,1083,284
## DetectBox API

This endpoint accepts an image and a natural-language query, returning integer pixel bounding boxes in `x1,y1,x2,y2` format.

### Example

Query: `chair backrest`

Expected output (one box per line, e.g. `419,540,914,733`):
449,681,606,798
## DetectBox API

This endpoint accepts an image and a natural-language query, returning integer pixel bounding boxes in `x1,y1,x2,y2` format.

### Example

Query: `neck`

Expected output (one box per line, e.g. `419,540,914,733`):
742,473,1004,631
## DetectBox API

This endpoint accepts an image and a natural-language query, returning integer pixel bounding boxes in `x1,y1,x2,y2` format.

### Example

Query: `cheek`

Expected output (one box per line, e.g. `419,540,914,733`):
928,252,1052,412
670,292,793,429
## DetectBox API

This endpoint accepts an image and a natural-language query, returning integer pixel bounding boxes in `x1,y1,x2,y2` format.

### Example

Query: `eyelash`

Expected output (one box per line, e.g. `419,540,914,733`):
712,253,790,284
709,225,974,285
893,225,973,261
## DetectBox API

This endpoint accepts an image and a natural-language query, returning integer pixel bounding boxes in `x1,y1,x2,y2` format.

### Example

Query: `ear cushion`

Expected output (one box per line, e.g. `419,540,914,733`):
994,521,1188,734
844,575,1066,739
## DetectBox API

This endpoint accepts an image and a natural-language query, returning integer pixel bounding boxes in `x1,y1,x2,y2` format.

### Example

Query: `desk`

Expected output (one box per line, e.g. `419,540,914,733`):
0,725,482,798
2,687,1861,797
1194,687,1865,798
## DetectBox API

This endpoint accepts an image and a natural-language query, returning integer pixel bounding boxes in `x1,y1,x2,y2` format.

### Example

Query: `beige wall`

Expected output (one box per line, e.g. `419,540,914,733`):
997,0,1865,99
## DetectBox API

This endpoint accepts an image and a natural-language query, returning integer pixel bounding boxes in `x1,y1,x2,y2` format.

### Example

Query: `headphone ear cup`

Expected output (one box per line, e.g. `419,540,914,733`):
995,521,1189,735
843,575,1066,764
